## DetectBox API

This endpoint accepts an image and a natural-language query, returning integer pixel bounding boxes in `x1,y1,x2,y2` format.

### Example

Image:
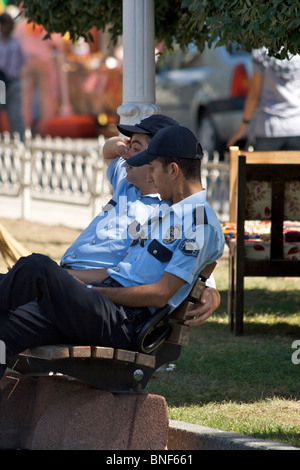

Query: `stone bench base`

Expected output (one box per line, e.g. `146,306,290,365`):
0,373,168,450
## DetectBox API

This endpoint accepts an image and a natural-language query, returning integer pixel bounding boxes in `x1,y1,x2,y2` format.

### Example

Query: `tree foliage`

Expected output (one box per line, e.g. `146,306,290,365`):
15,0,123,44
15,0,189,48
183,0,300,58
16,0,300,58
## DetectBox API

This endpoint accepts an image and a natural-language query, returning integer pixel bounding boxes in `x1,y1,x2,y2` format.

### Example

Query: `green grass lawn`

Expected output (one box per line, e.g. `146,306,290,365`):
1,219,299,448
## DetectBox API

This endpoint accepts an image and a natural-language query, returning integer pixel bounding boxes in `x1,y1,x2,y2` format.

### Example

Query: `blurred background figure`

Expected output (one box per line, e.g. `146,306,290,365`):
0,4,123,139
14,17,72,131
227,47,300,150
0,11,25,138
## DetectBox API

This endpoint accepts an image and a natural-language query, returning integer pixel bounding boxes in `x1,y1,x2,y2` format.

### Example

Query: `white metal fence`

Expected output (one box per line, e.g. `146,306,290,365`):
201,150,229,220
0,131,229,228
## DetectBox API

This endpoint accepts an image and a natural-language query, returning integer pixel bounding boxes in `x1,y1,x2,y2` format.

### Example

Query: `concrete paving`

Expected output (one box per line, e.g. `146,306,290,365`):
0,194,107,230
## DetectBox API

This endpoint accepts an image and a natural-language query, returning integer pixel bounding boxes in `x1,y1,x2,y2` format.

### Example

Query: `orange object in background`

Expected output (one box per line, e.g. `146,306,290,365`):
231,63,250,98
0,110,10,132
36,115,99,138
35,114,118,139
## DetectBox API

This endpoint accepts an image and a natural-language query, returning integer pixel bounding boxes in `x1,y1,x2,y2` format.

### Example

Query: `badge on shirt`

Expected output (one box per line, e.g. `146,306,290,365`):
179,239,200,257
163,224,183,244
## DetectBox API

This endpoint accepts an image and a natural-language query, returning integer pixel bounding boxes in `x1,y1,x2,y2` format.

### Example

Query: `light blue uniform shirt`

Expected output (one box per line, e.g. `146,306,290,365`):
108,190,224,313
60,158,160,269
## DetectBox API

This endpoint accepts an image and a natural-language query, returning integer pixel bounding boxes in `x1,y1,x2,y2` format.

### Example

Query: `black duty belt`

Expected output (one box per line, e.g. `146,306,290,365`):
99,276,123,288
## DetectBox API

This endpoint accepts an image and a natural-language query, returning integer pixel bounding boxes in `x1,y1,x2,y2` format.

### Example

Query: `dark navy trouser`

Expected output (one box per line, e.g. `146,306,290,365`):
0,254,136,379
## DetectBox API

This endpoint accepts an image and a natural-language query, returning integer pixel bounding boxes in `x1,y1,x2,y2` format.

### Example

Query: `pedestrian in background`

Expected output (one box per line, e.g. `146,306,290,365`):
227,47,300,151
14,18,72,131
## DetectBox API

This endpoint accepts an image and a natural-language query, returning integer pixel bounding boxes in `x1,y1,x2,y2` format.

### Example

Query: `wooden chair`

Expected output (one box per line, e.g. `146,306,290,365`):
228,152,300,335
229,146,300,223
9,263,216,393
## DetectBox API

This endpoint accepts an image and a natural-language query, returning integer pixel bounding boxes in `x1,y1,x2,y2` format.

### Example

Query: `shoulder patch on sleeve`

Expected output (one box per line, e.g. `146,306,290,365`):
179,239,200,257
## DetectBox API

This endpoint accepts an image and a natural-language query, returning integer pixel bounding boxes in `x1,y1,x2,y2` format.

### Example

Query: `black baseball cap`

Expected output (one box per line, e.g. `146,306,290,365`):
126,126,203,167
117,114,179,137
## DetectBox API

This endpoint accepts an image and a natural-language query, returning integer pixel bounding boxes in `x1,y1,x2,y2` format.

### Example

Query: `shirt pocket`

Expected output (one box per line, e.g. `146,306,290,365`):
147,240,173,263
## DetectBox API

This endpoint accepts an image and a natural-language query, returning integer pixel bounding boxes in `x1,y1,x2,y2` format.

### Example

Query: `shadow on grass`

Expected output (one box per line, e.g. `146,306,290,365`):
239,321,300,338
220,286,300,313
201,317,300,339
219,287,300,336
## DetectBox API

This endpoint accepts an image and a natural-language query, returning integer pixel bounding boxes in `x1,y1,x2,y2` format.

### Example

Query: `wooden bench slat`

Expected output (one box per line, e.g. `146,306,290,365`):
198,261,217,281
171,301,195,321
69,346,91,358
188,279,206,301
135,352,156,368
91,346,114,359
166,324,191,346
114,349,136,363
20,345,71,360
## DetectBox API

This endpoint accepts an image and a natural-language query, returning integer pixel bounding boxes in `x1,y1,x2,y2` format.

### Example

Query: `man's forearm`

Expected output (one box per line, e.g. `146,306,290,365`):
90,284,156,307
103,136,129,165
90,272,184,309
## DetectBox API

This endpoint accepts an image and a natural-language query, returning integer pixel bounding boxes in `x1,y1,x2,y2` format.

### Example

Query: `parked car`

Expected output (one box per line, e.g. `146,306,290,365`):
155,43,252,155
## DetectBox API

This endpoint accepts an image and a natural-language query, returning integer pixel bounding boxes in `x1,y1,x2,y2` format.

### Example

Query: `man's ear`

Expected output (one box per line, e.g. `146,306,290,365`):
169,162,180,179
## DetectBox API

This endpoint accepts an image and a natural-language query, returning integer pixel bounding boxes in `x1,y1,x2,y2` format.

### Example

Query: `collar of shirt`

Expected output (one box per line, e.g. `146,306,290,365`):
136,189,162,200
164,189,207,218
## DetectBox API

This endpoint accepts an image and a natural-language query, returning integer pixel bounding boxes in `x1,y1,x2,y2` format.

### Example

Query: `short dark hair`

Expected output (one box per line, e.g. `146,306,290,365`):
156,155,201,181
0,13,14,34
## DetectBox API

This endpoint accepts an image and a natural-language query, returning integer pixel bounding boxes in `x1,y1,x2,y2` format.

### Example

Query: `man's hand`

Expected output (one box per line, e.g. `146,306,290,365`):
103,136,131,165
226,122,248,148
184,287,221,326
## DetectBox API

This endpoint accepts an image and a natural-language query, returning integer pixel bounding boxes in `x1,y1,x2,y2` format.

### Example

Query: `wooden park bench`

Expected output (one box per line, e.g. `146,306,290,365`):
9,262,216,394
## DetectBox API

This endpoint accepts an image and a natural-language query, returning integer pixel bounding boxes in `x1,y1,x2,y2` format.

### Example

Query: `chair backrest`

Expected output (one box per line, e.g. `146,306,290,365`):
229,146,300,222
237,156,300,261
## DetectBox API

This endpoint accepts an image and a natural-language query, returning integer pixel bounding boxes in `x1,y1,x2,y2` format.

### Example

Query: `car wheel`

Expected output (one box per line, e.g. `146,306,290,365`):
197,114,220,157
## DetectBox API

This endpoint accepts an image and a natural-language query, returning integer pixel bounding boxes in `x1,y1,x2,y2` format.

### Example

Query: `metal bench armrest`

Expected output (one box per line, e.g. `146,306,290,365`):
135,305,170,354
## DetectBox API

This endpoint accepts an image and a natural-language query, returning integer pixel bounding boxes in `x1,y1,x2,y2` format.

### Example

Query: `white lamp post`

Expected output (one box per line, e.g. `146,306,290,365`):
117,0,160,124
